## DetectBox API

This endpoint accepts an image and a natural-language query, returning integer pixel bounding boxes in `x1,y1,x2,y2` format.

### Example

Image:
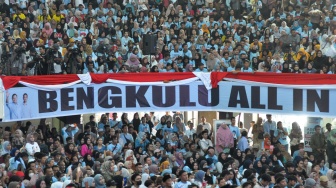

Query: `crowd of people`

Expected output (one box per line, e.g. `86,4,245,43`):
1,0,336,75
1,0,336,187
0,112,335,188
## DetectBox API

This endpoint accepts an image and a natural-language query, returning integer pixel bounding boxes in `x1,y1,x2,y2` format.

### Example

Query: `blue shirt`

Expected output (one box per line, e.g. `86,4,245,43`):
93,145,106,153
135,139,150,151
109,120,122,129
238,137,249,151
107,143,122,155
139,123,150,133
274,128,289,145
229,125,240,140
7,102,21,119
263,121,277,135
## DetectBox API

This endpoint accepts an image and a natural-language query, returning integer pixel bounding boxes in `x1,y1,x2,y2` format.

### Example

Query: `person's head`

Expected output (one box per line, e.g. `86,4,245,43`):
231,117,236,125
315,125,321,134
135,163,143,173
266,114,272,121
162,175,172,187
326,123,331,131
131,173,142,186
179,170,188,182
259,174,271,187
276,176,287,188
12,94,18,103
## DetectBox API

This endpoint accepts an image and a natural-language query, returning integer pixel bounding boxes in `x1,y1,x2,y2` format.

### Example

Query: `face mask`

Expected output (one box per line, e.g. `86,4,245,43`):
136,181,142,185
29,173,34,178
190,179,195,183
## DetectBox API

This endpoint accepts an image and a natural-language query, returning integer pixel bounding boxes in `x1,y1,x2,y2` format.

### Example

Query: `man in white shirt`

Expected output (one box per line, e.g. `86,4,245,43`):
185,122,196,139
199,130,213,152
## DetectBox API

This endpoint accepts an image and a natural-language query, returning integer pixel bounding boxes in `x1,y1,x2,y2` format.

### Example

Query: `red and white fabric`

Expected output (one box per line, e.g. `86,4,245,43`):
1,72,336,91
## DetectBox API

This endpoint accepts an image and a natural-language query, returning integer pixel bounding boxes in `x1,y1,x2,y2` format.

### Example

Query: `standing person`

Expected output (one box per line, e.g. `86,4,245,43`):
263,114,276,139
61,124,79,144
21,93,32,119
6,92,21,120
274,121,289,152
310,125,326,161
289,122,303,156
198,116,212,136
216,123,234,154
237,131,249,152
327,129,336,168
252,117,264,149
324,123,332,138
229,117,240,154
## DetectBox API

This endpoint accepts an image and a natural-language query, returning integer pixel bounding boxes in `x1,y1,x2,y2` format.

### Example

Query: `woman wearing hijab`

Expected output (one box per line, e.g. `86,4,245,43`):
149,164,159,176
124,149,137,164
173,117,186,134
174,152,185,168
159,160,170,175
194,170,205,187
289,122,303,156
55,23,64,38
101,161,115,182
183,157,194,173
1,141,11,156
42,22,53,37
94,174,106,188
132,113,141,132
253,160,263,174
139,173,150,188
216,123,234,154
125,54,140,68
25,133,40,160
83,154,94,168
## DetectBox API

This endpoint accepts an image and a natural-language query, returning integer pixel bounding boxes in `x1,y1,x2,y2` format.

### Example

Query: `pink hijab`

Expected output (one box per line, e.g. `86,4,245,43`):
42,23,53,37
216,124,234,153
126,54,140,67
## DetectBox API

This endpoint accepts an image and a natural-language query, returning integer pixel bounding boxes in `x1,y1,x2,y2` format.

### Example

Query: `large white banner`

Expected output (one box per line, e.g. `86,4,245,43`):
3,81,334,122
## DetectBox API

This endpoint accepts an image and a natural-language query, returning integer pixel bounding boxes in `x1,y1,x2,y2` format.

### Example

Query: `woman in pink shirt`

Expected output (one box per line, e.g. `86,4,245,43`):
81,137,93,157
